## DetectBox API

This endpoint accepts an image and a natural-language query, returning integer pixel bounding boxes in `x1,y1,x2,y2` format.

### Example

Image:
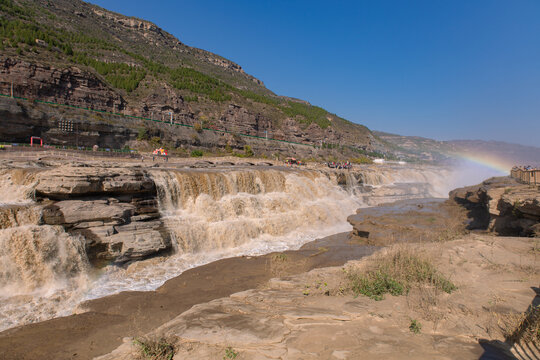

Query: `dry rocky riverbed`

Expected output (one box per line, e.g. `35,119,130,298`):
98,233,539,360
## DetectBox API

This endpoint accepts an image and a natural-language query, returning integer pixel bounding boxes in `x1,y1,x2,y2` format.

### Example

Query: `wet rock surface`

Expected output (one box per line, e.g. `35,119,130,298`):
347,198,467,245
18,165,170,265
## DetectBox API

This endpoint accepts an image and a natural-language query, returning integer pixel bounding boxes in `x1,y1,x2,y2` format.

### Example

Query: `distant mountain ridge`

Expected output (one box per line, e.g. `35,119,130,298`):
374,131,540,167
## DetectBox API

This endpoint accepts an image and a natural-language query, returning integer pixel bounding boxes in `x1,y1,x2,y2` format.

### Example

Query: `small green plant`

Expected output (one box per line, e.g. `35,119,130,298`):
190,149,203,157
349,271,404,300
134,338,174,360
244,145,254,157
409,319,422,334
194,122,203,133
272,253,288,262
137,128,149,141
223,346,239,359
347,249,456,301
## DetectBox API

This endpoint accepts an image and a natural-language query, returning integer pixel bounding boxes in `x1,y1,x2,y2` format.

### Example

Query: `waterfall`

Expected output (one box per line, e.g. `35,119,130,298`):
0,224,90,330
0,168,39,205
0,164,456,331
150,169,360,254
0,225,89,293
336,165,454,205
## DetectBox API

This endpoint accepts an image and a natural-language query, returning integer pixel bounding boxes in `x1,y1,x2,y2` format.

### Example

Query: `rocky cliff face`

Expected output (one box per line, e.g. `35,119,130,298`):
0,165,172,265
0,94,368,156
0,97,138,149
449,176,540,236
0,58,127,112
0,0,376,153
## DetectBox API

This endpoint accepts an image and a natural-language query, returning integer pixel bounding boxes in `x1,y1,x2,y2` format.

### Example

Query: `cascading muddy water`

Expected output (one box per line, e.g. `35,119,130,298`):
0,222,90,330
0,168,39,204
0,164,456,331
156,169,359,252
342,165,454,205
83,169,362,298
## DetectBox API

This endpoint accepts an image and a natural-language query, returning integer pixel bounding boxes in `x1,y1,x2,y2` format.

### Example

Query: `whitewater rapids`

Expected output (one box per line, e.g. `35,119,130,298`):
0,165,455,330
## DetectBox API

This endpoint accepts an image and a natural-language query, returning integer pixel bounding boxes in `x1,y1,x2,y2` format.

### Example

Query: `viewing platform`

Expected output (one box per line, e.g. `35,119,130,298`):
510,166,540,185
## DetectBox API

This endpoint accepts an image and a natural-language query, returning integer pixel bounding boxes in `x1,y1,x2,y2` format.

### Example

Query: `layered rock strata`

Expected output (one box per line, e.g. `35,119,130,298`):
4,165,172,265
449,176,540,236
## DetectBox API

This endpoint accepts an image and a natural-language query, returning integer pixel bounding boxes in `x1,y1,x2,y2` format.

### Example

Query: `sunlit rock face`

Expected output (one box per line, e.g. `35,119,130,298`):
450,176,540,236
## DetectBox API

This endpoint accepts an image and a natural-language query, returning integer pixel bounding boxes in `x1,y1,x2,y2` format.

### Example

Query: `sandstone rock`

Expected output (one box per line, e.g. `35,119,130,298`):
157,296,289,347
98,235,539,360
500,192,540,218
34,167,155,198
26,165,172,264
191,161,215,168
42,200,134,225
450,176,540,236
92,227,170,263
0,58,126,112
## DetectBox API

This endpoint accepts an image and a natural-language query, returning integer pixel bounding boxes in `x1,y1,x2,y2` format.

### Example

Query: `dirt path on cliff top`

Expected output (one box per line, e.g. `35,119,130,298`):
0,233,376,360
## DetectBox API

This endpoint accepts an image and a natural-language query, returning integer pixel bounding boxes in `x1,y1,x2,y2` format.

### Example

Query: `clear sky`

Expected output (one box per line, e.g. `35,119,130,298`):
89,0,540,147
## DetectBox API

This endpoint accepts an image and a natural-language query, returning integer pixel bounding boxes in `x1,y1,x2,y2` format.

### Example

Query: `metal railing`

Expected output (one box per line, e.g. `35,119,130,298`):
0,90,318,149
0,143,139,159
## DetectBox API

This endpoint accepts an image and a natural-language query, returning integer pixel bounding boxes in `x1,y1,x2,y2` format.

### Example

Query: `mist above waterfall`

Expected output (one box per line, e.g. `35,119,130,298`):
0,163,482,331
446,159,508,190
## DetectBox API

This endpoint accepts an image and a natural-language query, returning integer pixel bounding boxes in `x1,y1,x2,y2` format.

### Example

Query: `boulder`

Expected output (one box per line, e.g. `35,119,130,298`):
85,222,170,263
450,176,540,236
34,167,155,198
42,200,134,225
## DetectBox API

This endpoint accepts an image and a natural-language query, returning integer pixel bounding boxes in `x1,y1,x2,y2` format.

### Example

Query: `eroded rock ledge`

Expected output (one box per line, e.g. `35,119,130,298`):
449,176,540,236
347,199,468,245
4,165,171,265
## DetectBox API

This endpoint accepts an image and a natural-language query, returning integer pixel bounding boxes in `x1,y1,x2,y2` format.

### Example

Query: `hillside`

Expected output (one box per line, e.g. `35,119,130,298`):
373,131,453,162
374,131,540,167
0,0,376,154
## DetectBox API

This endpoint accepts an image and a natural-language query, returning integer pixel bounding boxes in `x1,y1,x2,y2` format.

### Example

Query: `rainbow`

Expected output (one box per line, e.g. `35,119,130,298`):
450,151,512,174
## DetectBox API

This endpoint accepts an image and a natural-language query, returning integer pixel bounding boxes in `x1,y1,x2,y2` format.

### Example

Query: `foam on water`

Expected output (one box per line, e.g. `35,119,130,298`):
0,168,39,205
0,165,456,331
0,225,91,330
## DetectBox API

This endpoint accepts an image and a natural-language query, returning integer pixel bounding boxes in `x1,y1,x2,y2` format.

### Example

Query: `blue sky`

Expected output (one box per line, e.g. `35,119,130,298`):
89,0,540,147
